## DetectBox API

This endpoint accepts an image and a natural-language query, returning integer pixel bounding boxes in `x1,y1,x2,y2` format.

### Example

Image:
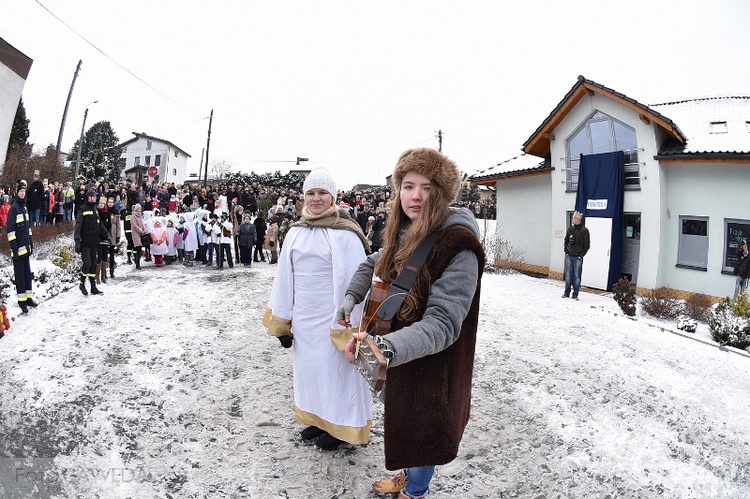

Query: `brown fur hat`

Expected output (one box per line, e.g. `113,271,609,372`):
392,148,461,204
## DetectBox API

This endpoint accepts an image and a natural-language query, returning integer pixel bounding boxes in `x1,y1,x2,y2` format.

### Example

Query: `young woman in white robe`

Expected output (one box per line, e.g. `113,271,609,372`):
263,168,371,450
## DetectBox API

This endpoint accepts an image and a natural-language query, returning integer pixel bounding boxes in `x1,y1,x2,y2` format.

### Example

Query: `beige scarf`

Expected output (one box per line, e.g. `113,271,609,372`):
293,205,370,252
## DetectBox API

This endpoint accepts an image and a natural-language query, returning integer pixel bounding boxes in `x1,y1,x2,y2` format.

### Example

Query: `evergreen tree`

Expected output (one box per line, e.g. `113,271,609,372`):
69,121,123,184
460,183,480,204
7,98,30,155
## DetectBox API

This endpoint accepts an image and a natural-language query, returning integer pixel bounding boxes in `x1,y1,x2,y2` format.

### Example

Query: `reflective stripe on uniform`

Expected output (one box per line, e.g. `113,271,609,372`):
7,231,15,241
15,214,24,223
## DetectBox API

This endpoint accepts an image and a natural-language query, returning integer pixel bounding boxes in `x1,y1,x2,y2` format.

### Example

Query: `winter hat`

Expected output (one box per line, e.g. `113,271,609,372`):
16,180,27,193
392,148,461,204
133,203,142,212
243,213,252,221
303,168,336,197
86,189,97,199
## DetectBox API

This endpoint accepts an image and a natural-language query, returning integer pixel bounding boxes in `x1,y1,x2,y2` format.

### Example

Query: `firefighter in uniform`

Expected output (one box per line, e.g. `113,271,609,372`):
74,190,109,296
7,180,38,313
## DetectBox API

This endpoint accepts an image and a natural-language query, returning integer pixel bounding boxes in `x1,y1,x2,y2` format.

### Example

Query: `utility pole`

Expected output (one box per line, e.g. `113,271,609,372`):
198,148,205,185
436,129,443,152
204,109,213,185
56,60,82,160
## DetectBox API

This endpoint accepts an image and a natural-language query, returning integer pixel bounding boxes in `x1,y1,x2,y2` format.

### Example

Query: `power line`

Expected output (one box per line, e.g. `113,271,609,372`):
34,0,196,114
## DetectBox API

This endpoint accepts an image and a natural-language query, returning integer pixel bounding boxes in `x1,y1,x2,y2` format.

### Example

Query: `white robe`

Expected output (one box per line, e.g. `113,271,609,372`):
266,225,371,443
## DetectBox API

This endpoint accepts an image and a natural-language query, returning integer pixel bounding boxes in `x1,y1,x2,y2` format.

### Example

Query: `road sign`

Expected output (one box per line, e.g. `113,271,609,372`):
147,166,158,177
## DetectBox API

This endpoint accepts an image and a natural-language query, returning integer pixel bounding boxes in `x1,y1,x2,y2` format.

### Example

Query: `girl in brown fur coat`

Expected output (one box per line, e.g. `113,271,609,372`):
339,148,485,499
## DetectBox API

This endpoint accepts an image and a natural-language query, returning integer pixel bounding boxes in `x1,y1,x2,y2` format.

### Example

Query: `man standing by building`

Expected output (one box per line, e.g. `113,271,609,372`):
563,211,590,300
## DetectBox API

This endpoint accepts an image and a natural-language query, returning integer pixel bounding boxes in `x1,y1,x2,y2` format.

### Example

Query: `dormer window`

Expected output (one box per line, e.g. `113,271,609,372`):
710,121,727,134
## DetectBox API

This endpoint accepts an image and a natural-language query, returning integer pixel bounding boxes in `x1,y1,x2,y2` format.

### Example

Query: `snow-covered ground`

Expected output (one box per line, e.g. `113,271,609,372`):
1,249,750,498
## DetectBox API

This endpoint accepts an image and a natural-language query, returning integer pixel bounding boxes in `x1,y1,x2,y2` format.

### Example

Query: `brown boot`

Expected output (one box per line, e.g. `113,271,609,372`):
100,262,108,283
96,264,101,284
373,471,407,494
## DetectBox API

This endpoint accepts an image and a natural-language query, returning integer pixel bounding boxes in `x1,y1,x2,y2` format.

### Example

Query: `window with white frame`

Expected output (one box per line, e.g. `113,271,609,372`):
147,140,152,150
172,168,177,176
565,110,640,191
677,215,709,271
134,156,140,166
145,155,151,166
155,155,161,166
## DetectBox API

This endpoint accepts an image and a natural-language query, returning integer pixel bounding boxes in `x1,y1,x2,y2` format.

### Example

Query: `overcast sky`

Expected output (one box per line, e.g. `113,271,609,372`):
2,0,749,188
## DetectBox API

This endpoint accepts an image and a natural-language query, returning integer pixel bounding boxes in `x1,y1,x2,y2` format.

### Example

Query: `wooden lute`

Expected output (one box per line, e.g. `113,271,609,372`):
354,281,393,392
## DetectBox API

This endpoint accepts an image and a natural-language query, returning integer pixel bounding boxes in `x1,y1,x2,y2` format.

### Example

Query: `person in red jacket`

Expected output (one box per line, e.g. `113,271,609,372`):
0,195,10,228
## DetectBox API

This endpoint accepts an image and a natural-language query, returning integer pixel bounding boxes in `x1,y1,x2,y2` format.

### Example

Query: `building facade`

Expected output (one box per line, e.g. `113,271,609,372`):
120,132,190,185
0,37,33,172
471,76,750,300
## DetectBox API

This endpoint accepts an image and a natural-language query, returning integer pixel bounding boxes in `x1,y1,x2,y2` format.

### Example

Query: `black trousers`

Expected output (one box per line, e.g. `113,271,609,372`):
219,243,233,268
12,256,32,303
81,246,98,279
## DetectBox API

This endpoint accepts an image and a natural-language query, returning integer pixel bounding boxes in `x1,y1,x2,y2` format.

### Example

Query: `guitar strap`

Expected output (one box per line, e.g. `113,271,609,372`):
375,229,441,323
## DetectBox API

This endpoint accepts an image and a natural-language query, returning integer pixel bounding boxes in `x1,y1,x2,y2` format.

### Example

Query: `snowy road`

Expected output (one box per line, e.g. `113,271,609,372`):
1,259,749,498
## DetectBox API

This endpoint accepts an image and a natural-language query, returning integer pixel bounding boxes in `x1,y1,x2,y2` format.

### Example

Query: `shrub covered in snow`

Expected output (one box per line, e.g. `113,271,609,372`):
641,286,683,320
709,295,750,349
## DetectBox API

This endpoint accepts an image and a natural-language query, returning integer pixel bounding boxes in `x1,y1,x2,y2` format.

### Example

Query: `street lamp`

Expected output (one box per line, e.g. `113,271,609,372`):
74,100,99,181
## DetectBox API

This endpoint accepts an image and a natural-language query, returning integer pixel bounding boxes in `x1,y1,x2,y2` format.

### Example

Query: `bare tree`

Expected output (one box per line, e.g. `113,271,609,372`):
210,159,234,182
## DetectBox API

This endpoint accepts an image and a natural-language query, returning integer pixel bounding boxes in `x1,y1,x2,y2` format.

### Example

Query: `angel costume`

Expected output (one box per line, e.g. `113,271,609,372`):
263,206,372,444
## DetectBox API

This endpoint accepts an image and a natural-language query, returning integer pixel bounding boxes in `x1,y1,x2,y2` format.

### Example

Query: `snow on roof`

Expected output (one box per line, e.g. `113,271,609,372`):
651,96,750,155
470,153,550,181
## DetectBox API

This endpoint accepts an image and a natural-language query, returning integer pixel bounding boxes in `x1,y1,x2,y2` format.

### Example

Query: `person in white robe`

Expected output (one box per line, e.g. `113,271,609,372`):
263,168,371,450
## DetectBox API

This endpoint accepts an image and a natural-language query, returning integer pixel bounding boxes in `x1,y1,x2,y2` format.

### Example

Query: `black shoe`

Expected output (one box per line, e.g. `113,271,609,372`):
19,302,29,314
79,283,88,296
300,426,326,441
314,433,343,451
0,331,4,339
26,298,38,308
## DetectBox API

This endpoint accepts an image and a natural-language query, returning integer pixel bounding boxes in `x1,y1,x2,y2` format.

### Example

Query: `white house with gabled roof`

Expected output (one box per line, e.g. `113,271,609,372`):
470,76,750,300
120,132,191,185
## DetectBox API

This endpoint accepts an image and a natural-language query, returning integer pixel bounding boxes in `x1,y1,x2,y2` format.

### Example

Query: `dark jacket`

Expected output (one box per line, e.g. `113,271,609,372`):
75,201,109,247
27,179,44,211
370,215,386,248
564,223,590,257
238,221,257,247
7,194,32,259
253,216,267,243
735,250,750,279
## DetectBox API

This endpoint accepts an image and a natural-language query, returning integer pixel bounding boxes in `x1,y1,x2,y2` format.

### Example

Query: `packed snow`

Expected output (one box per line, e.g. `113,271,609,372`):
1,243,749,498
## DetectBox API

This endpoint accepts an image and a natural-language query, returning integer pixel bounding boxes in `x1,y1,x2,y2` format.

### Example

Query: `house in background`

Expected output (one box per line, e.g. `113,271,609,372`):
120,132,190,185
470,76,750,300
0,37,33,172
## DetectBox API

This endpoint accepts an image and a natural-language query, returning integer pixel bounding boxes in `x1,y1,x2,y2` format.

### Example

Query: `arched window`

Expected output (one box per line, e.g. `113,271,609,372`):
565,111,640,191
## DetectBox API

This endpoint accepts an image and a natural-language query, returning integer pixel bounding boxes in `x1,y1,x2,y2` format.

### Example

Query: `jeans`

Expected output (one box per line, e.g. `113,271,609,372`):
403,466,434,498
207,243,217,264
735,276,748,300
564,254,583,298
30,208,41,225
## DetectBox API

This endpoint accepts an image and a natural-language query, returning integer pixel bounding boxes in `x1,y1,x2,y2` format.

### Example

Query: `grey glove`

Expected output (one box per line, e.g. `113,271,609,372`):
335,294,357,323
